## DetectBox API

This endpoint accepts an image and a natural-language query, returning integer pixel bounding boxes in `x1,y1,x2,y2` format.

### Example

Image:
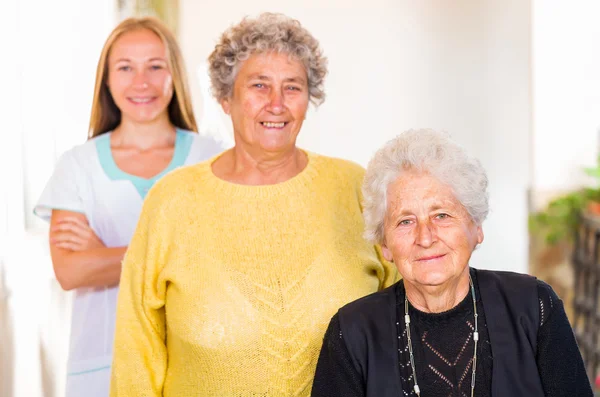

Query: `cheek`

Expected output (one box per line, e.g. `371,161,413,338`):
162,74,173,98
107,75,128,99
387,232,415,257
291,99,309,120
151,73,173,99
241,99,261,120
441,228,476,252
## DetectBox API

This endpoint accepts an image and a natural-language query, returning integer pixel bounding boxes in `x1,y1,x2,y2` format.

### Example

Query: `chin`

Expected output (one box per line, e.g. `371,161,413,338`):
415,271,453,287
128,113,164,124
260,140,295,153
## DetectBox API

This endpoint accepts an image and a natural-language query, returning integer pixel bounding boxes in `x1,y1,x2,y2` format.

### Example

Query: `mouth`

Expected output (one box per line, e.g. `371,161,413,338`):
260,121,288,129
416,254,446,262
128,97,157,105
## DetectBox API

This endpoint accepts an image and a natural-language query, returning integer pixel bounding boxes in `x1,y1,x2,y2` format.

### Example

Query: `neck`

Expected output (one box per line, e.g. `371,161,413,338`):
405,268,471,313
112,115,176,150
218,145,307,185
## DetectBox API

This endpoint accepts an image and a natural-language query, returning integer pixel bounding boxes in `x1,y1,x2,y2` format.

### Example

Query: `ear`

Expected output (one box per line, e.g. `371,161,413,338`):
476,226,484,245
220,98,231,115
381,244,394,262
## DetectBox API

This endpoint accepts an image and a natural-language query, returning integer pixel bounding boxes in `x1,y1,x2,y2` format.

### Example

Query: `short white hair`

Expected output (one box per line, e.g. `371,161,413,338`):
362,129,489,244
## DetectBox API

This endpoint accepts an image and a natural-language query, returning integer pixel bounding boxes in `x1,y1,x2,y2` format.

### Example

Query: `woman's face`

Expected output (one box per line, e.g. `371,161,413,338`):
381,170,484,288
221,52,309,155
107,29,173,125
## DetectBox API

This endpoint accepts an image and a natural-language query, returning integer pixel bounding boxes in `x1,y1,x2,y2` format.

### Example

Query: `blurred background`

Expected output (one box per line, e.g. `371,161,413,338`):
1,0,600,395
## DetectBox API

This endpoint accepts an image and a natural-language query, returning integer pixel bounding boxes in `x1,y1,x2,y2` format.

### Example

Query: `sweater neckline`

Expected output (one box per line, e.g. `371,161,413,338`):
201,149,320,198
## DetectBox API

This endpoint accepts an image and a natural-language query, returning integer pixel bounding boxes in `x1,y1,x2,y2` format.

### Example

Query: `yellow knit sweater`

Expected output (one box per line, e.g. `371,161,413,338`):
110,151,398,396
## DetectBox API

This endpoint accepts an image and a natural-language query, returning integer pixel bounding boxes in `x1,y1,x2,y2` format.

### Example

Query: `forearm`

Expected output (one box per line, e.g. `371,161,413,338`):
52,246,127,290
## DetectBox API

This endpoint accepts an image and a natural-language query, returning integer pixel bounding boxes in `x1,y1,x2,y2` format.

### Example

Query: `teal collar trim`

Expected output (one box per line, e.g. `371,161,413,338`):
96,129,193,198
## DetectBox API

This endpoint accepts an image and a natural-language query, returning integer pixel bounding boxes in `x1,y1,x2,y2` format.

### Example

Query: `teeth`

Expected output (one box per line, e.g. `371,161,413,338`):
130,98,153,103
262,122,285,128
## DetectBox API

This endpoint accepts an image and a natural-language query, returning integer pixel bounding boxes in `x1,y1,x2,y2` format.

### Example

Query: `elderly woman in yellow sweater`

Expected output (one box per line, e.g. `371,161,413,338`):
109,12,397,396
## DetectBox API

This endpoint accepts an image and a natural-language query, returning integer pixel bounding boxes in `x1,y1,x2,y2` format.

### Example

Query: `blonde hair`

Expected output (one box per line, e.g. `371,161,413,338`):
208,12,328,106
88,17,197,138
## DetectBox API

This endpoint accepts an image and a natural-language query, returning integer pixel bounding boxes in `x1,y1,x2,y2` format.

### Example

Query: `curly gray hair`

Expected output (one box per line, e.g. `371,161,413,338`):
208,12,328,106
363,129,489,244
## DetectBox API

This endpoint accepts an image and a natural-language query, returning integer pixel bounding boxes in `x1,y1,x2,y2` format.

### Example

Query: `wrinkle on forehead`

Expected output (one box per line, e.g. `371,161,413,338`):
386,171,469,219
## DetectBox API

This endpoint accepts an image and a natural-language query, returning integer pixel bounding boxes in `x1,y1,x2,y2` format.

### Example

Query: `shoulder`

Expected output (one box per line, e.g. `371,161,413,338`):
52,136,102,173
179,129,227,160
475,268,541,325
309,152,366,186
151,160,209,195
311,152,365,177
338,282,397,330
475,268,538,290
143,160,212,212
536,279,562,327
64,135,103,160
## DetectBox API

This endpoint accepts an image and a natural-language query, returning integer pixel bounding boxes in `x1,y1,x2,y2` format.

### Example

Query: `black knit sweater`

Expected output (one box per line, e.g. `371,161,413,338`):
311,271,592,397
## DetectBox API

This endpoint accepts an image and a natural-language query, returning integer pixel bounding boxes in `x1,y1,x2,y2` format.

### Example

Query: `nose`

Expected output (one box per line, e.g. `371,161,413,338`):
415,221,435,248
266,88,284,114
132,70,149,89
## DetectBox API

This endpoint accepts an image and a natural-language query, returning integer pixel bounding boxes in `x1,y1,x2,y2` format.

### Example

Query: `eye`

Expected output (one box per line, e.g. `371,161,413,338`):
286,85,301,91
118,65,131,72
253,83,265,89
398,219,412,226
435,213,450,220
150,64,164,70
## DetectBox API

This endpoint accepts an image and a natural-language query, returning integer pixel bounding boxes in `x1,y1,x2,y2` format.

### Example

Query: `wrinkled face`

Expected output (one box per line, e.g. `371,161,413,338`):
221,52,309,155
107,29,173,125
381,170,484,288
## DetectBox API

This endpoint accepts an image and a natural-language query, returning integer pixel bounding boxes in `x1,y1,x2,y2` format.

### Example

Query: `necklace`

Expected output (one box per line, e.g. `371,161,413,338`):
403,276,479,397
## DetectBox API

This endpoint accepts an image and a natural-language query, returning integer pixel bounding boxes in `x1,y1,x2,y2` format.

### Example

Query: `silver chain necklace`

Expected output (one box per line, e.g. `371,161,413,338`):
403,276,479,397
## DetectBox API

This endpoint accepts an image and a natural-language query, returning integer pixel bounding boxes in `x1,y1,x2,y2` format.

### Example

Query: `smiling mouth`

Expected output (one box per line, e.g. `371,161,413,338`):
260,121,288,128
128,97,156,104
416,254,446,262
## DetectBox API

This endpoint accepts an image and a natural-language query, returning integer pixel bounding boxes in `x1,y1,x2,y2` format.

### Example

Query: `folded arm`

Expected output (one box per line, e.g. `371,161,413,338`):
49,210,126,290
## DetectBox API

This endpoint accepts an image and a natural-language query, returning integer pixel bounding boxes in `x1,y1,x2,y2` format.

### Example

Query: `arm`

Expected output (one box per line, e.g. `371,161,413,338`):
110,193,169,397
49,210,126,290
311,313,365,397
535,281,594,396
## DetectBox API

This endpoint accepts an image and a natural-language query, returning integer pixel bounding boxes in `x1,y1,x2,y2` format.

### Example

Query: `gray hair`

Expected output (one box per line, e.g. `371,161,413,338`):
363,129,489,244
208,12,328,106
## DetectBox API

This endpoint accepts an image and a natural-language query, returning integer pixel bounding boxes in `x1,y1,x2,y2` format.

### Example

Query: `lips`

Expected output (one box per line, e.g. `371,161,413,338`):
416,254,446,261
128,97,157,104
260,121,287,128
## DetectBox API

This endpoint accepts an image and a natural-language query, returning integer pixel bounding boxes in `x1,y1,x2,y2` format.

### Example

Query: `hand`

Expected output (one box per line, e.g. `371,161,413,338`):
50,216,105,251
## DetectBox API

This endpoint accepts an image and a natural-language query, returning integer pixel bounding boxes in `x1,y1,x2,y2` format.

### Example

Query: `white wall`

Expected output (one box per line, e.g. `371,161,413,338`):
0,1,115,396
532,1,600,199
0,1,534,395
180,0,532,273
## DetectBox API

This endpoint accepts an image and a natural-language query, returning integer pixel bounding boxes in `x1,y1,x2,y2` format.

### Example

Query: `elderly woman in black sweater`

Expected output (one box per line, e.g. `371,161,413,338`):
312,129,592,397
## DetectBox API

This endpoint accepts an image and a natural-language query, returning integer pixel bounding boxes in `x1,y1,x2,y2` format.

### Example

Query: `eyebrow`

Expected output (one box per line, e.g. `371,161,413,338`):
389,203,453,219
113,57,167,63
247,74,307,84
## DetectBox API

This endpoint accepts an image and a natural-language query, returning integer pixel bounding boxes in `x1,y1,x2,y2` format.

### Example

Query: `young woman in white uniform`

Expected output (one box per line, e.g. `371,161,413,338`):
34,17,224,397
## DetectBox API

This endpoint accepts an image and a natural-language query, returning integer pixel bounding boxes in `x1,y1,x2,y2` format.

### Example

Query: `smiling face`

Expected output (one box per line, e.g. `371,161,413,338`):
220,52,309,156
107,28,173,125
381,170,484,288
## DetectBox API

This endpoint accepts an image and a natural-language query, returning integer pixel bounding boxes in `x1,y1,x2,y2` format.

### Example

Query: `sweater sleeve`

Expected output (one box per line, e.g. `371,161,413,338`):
311,313,365,397
110,187,172,397
535,280,593,397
